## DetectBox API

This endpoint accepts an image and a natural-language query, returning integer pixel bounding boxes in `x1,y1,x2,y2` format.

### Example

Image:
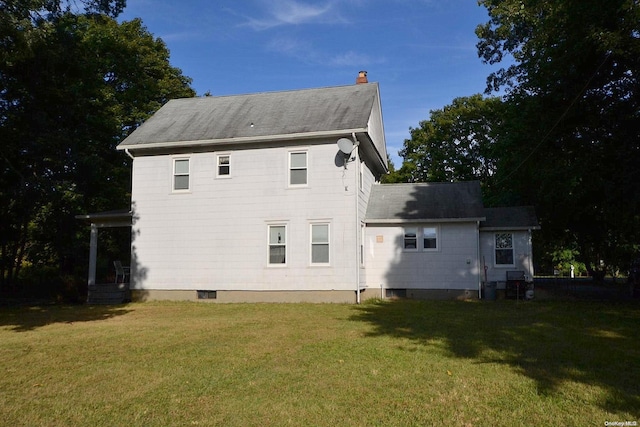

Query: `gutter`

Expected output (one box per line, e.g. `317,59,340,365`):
480,226,541,231
117,128,369,152
365,217,486,225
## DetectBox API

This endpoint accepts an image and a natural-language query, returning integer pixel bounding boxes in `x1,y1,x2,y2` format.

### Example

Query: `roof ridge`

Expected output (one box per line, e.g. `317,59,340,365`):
179,82,379,101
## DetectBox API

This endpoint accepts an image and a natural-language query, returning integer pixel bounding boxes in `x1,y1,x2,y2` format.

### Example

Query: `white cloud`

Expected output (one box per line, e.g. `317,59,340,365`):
240,0,347,30
267,36,313,57
328,51,378,67
266,36,381,70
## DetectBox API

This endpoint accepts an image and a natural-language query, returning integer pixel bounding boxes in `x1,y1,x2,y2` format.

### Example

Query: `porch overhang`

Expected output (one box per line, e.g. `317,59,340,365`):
76,210,132,288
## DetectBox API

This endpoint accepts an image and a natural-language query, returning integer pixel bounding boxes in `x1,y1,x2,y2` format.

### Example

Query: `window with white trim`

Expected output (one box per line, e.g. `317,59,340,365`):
403,227,418,250
495,233,514,265
310,223,329,264
217,154,230,177
268,225,287,265
173,158,190,191
422,227,438,251
289,151,307,186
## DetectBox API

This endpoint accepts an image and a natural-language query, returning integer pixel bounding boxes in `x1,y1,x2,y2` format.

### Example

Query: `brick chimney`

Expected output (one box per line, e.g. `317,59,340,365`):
356,71,368,84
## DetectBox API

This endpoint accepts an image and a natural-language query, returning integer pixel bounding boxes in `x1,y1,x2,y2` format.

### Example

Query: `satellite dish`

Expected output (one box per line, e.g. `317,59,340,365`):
337,138,354,154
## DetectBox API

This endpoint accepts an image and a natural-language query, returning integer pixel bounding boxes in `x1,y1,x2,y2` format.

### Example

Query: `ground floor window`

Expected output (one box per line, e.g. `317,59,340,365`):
268,225,287,265
423,226,438,250
495,233,514,265
310,223,329,264
404,227,418,250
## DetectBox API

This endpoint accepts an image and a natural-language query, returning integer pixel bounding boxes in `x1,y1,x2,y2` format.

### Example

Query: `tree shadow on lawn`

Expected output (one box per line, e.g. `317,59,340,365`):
0,304,132,332
350,299,640,416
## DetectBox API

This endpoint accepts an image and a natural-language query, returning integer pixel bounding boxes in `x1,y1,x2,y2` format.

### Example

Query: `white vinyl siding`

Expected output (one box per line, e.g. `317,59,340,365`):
129,143,360,292
289,151,307,186
310,223,329,265
173,158,190,191
365,223,480,291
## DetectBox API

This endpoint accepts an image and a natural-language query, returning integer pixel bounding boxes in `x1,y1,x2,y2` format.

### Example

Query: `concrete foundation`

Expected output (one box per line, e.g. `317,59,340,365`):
130,287,478,303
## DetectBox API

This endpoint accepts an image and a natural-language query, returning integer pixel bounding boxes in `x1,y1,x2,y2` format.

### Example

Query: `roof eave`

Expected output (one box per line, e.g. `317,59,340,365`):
365,217,486,224
480,226,541,231
356,132,388,175
75,210,132,227
117,128,369,153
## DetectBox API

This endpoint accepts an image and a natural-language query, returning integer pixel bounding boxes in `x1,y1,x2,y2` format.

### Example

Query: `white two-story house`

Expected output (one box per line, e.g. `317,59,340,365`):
114,75,538,303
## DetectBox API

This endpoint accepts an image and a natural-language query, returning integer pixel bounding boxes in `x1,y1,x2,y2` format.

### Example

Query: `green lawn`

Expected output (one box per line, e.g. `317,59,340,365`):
1,299,638,426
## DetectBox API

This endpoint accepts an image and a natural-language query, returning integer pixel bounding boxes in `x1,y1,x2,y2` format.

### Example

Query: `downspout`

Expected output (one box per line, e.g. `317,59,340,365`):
354,133,361,304
88,223,98,289
124,148,135,288
528,229,534,281
477,221,482,299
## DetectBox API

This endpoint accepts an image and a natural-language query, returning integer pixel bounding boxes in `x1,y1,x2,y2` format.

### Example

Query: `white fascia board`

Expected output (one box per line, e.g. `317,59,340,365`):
117,128,369,153
359,132,388,174
480,226,541,231
365,217,486,225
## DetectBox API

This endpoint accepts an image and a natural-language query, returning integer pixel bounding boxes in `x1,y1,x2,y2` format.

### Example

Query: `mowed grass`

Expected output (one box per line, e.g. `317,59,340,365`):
1,300,639,426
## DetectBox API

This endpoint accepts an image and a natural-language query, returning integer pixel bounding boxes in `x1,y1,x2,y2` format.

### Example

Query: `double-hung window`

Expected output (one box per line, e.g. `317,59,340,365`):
217,154,230,177
268,225,287,265
404,227,418,250
310,223,330,264
495,233,514,266
289,151,307,186
173,158,190,191
423,227,438,251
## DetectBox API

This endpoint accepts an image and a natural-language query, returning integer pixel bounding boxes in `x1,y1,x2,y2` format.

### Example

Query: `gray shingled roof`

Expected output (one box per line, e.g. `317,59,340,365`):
118,83,380,148
365,182,486,222
480,206,540,230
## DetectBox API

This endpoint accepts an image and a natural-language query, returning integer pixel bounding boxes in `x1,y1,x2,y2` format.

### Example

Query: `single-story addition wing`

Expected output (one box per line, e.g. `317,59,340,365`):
363,181,487,300
363,182,540,300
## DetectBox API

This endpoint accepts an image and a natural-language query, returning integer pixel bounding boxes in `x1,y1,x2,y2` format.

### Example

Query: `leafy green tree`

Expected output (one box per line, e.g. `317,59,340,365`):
476,0,640,278
0,3,195,293
389,95,504,186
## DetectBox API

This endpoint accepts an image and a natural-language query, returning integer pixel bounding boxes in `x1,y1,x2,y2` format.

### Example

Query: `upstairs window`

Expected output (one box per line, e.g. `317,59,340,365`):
173,158,190,191
289,151,307,186
495,233,514,266
217,154,230,177
268,225,287,265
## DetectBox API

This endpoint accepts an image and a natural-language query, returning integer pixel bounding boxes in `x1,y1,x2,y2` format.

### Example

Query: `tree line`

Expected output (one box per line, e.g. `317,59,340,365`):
386,0,639,279
0,0,194,298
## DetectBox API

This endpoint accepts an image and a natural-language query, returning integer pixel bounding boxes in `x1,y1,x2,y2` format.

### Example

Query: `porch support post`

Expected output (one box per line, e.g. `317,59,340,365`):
88,223,98,287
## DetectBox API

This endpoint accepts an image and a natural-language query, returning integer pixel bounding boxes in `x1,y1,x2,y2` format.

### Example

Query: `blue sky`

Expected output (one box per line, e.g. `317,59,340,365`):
119,0,502,166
